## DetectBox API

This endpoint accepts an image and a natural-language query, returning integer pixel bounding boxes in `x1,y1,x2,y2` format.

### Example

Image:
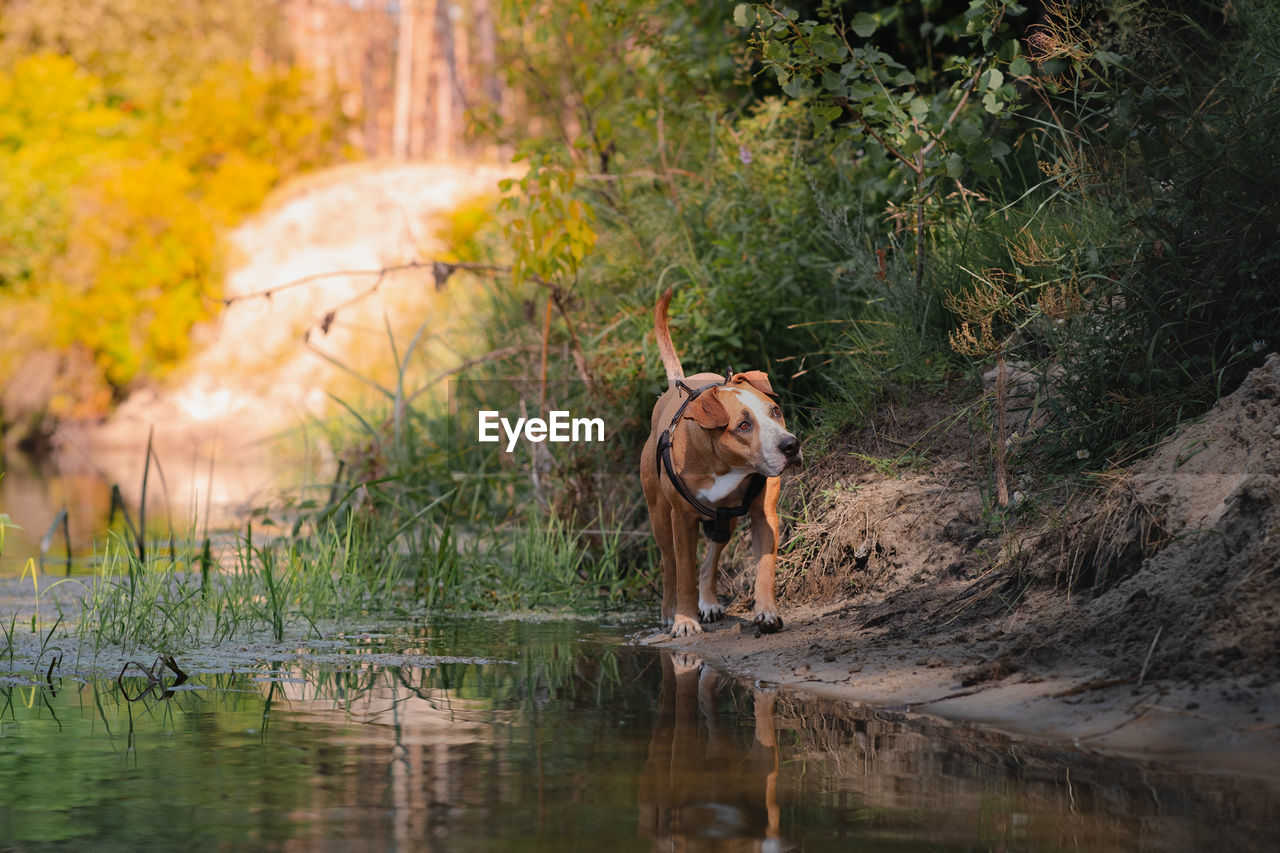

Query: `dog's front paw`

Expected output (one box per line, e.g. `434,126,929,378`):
752,610,784,634
698,600,725,623
670,614,704,638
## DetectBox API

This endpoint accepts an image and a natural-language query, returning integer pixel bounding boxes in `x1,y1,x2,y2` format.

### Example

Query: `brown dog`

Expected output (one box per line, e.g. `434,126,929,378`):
641,288,801,637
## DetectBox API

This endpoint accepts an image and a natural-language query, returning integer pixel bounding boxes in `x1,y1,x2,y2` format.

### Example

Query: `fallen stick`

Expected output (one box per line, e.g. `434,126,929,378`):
1137,625,1164,687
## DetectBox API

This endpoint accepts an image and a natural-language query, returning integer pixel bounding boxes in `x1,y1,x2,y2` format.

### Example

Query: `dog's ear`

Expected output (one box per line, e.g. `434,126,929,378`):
685,388,729,429
732,370,777,398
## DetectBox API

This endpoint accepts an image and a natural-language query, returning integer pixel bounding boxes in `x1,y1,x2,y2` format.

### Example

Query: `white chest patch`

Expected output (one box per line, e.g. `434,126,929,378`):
697,468,752,504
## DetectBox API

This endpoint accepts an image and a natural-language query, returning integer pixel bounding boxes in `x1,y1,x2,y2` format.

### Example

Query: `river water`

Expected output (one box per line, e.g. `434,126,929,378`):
2,617,1277,851
0,446,305,576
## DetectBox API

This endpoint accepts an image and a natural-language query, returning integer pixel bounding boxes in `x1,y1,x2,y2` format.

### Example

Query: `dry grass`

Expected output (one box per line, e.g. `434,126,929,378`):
1041,472,1168,593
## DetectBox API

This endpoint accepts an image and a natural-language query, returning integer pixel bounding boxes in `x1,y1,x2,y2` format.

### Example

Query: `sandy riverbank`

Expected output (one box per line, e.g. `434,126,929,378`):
642,354,1280,778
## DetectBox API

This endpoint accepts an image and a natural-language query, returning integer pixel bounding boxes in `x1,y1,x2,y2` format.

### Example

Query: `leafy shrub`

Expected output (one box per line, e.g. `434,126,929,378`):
997,0,1280,461
735,0,1280,466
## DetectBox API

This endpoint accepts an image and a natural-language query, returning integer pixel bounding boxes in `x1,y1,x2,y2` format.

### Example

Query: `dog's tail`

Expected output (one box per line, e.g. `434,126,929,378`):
654,287,684,386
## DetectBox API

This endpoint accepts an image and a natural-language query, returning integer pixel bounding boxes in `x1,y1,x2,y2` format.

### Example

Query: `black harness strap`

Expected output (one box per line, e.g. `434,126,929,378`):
656,376,768,544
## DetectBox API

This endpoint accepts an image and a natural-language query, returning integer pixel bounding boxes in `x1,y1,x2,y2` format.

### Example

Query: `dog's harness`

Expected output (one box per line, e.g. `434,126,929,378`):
656,372,767,544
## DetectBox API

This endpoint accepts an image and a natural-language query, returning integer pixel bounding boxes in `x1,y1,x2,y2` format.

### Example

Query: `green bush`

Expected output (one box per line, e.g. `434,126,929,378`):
732,0,1280,466
987,0,1280,461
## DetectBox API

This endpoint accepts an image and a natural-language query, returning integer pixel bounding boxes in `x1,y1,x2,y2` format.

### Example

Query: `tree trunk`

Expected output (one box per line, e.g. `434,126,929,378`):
392,0,417,160
433,0,458,160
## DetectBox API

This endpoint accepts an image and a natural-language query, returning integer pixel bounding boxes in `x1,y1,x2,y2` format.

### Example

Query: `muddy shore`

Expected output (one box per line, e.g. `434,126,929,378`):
643,606,1279,778
643,354,1280,778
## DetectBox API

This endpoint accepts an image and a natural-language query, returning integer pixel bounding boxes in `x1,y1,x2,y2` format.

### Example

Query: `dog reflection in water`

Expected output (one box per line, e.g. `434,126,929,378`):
639,652,787,851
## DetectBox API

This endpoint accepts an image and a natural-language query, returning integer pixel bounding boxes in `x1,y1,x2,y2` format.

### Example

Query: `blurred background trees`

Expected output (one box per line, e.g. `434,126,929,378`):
0,1,341,444
0,0,522,447
2,0,1278,479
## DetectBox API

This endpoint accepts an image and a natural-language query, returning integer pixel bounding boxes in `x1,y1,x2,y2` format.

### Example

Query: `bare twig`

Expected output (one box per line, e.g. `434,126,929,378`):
549,286,596,391
1137,625,1164,686
237,252,597,393
539,295,553,411
159,654,189,681
995,353,1010,507
37,508,71,574
221,260,506,308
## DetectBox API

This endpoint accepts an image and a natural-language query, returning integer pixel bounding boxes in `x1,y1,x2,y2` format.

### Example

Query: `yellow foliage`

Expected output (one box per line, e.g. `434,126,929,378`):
434,194,503,264
200,151,281,219
944,268,1018,357
49,156,220,386
0,51,347,408
0,55,132,290
500,158,598,285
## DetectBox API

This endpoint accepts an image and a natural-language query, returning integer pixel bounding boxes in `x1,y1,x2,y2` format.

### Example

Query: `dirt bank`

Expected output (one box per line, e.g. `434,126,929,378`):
644,353,1280,777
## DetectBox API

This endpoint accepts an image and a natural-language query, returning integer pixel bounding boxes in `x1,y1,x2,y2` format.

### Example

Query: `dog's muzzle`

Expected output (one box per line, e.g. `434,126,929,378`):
779,433,803,470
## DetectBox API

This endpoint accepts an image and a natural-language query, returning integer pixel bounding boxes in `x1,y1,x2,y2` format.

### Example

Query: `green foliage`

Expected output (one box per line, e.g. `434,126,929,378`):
500,154,598,285
740,0,1026,165
9,0,1277,621
722,0,1280,468
76,521,412,652
450,2,948,532
944,0,1280,462
438,0,1278,606
487,0,743,173
233,306,649,614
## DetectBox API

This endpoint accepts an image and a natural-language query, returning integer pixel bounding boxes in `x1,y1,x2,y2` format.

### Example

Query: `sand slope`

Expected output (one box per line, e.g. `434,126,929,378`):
648,355,1280,776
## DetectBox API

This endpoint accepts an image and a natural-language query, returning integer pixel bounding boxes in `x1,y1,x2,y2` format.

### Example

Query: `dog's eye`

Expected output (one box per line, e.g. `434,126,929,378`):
737,420,752,432
770,406,781,419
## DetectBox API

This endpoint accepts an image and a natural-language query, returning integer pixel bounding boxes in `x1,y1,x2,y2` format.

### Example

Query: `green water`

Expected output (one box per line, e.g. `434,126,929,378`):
1,619,1277,851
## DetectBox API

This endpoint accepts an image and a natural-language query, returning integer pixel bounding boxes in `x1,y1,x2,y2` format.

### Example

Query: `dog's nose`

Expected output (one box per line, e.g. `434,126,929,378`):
778,435,800,458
